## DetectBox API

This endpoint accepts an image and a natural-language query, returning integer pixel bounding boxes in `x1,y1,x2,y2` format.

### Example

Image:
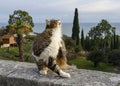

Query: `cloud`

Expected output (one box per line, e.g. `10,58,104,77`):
78,0,120,13
0,0,120,22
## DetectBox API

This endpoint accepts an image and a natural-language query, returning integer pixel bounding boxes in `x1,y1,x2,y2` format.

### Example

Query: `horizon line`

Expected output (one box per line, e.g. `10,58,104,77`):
0,22,120,24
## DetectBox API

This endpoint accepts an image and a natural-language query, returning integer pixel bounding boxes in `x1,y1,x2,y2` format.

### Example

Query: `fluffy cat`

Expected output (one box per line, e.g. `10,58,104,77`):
32,19,70,78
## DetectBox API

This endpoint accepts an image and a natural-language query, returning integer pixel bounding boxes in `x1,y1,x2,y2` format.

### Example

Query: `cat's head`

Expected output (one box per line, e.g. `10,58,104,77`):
46,19,61,29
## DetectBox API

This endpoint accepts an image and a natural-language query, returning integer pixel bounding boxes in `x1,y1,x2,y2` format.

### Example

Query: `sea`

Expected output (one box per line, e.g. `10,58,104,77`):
0,23,120,37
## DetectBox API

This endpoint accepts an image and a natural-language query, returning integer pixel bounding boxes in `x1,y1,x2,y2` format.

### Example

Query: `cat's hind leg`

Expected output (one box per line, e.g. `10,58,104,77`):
47,57,71,78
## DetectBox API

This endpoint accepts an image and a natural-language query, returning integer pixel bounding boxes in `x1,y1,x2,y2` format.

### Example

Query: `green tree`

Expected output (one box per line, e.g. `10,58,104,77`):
110,27,119,50
108,49,120,66
111,27,117,50
72,8,80,45
113,27,116,49
0,26,9,36
87,50,104,67
63,35,76,50
88,19,114,50
85,36,91,51
7,10,34,60
81,29,85,49
116,35,119,49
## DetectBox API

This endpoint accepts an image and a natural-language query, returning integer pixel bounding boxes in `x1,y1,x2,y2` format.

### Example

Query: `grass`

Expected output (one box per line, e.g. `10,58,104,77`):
68,56,114,72
0,42,34,62
0,47,18,61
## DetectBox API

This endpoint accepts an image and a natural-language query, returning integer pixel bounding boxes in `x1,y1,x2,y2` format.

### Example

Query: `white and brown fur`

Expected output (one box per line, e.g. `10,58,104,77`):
32,20,70,78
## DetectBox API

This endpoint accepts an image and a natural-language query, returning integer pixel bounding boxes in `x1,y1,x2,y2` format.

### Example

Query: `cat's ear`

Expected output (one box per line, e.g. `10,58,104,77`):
46,19,50,25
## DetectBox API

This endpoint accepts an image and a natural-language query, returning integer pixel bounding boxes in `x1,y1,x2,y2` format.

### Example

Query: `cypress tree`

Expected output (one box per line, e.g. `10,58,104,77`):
81,29,84,49
116,35,119,49
72,8,80,45
113,27,116,49
85,36,90,51
110,38,113,50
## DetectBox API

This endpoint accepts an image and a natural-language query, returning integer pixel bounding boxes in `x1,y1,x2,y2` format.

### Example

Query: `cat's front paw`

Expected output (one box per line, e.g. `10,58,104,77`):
39,70,47,75
59,70,71,78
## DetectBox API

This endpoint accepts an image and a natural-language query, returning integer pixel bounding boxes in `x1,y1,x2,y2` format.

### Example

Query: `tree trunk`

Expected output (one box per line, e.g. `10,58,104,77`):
17,34,23,60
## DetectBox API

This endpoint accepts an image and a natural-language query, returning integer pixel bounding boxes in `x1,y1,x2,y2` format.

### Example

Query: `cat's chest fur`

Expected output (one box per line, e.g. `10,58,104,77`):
46,28,62,56
32,27,62,62
50,28,62,48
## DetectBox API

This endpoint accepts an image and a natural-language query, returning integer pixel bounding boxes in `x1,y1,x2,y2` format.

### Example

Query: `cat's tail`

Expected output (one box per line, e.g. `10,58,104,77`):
60,64,77,70
47,57,71,78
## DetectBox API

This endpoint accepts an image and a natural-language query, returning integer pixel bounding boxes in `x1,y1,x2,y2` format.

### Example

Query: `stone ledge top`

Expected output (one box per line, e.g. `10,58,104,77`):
0,60,120,86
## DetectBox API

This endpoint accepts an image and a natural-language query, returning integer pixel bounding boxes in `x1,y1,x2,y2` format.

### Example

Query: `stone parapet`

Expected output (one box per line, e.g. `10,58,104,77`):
0,60,120,86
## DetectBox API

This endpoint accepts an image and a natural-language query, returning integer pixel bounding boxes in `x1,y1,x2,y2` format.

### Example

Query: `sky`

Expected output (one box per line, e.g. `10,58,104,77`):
0,0,120,23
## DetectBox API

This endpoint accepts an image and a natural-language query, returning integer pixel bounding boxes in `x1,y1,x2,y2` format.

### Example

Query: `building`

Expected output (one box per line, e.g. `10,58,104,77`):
0,35,16,48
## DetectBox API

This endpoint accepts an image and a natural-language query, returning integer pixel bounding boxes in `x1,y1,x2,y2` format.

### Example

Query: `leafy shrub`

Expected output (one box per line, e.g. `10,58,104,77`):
23,54,34,63
108,49,120,66
63,35,76,49
87,50,104,67
63,35,76,59
75,44,83,53
25,35,36,41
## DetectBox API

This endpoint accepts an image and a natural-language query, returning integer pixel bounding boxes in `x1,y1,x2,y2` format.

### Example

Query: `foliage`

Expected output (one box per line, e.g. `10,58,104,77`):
81,29,85,49
63,35,76,49
84,36,91,51
110,27,120,50
63,35,76,59
7,10,34,35
25,35,36,42
115,35,120,49
108,49,120,66
113,27,116,49
0,26,9,36
75,44,82,53
88,19,114,50
7,10,34,60
0,42,34,62
87,50,104,67
71,8,80,45
0,47,18,60
68,57,114,72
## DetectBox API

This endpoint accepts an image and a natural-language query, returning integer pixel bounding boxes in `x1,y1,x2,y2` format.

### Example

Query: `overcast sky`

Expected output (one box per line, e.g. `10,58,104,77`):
0,0,120,23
